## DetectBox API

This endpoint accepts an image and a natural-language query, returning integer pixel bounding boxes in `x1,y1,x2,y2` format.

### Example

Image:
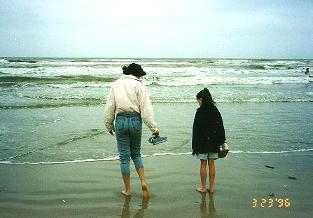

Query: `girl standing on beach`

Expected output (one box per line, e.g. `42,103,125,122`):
104,63,159,197
192,88,226,194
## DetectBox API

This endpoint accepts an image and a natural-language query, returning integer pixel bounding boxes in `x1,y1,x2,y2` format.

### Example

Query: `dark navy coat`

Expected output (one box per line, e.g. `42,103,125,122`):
192,104,226,154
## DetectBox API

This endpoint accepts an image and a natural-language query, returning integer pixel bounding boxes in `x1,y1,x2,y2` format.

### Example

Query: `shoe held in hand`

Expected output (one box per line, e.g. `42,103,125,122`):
148,135,167,145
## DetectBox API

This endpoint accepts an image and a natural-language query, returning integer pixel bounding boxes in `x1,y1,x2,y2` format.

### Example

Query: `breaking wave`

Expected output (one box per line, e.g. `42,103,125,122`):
0,75,118,83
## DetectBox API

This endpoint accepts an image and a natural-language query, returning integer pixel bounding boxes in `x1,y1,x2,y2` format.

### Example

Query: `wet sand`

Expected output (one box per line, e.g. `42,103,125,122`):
0,152,312,217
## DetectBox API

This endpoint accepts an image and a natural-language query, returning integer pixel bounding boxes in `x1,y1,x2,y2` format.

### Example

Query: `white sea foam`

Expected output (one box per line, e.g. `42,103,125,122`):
0,59,9,64
146,76,310,86
0,157,119,165
47,82,112,89
231,148,313,154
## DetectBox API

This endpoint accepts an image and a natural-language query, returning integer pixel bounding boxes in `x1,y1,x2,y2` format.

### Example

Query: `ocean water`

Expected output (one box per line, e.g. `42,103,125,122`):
0,58,312,164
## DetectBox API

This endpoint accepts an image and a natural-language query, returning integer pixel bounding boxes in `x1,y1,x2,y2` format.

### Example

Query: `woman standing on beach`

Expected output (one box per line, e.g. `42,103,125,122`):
104,63,159,197
192,88,226,194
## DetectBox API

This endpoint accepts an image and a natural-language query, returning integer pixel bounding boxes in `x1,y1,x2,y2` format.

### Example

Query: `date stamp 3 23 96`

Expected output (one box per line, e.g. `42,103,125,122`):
251,198,291,208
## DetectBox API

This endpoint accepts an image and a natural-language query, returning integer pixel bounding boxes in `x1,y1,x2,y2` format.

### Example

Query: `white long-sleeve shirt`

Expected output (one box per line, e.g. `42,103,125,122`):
104,75,158,133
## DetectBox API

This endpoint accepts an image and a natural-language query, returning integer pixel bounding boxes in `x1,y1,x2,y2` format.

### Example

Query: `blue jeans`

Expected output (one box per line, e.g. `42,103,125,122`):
115,114,143,175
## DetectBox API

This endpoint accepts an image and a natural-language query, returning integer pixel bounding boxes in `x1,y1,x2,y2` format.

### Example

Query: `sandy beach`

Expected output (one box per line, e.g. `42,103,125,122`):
1,152,312,218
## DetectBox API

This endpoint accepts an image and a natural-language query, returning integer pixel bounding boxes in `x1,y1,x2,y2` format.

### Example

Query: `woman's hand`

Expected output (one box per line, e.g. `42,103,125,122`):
152,130,159,137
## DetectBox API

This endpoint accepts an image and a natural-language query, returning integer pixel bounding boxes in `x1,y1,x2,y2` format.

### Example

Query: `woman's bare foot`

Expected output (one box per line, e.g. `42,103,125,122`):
121,190,131,196
196,187,207,193
141,183,150,198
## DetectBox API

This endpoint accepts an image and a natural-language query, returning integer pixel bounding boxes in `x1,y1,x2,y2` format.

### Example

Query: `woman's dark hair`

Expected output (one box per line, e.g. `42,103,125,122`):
196,88,216,106
122,63,146,77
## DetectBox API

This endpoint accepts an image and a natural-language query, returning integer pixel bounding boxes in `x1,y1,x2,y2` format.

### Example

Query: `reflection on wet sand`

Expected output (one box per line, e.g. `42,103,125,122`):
200,193,217,218
121,196,150,218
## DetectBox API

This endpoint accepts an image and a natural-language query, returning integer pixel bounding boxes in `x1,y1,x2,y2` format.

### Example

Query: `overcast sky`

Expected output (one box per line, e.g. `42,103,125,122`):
0,0,312,58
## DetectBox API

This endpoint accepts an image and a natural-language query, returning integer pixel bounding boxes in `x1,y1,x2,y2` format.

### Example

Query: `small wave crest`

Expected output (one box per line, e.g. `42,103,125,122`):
5,58,37,64
230,148,313,154
0,157,120,165
1,97,312,110
1,149,312,165
0,75,117,83
0,101,103,109
144,76,311,86
0,59,9,64
246,65,266,70
6,129,106,161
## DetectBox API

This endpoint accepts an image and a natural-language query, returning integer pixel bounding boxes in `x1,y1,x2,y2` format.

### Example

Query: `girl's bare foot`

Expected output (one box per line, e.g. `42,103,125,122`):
196,187,207,193
121,190,131,196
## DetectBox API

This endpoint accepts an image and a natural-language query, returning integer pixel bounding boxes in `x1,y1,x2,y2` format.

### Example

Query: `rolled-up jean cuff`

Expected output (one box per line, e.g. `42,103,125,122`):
120,162,130,175
132,156,143,169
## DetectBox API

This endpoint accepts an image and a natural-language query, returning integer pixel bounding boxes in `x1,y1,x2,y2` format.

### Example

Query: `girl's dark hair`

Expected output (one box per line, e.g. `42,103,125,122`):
196,88,215,106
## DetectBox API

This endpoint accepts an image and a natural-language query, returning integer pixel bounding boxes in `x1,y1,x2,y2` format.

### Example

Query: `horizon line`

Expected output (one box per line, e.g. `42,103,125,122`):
1,56,313,60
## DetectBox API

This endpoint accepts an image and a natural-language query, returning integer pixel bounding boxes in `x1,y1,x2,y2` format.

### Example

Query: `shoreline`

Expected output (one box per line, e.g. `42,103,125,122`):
1,148,313,165
0,153,312,218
